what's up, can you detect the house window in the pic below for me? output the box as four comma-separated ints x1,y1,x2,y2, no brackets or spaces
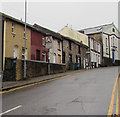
62,51,65,64
106,38,108,47
24,27,25,38
69,41,72,50
106,48,109,54
36,50,40,60
53,53,56,63
69,54,72,63
58,41,61,50
94,41,96,50
12,22,14,32
58,54,61,64
42,51,46,62
42,37,46,46
113,37,115,46
78,45,81,54
13,45,18,59
112,28,115,32
22,47,27,59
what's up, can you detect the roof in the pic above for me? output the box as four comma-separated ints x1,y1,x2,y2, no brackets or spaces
0,12,32,28
79,22,120,35
58,26,88,46
79,23,113,31
33,24,62,40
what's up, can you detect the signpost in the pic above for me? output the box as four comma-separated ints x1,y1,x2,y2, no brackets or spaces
45,36,53,75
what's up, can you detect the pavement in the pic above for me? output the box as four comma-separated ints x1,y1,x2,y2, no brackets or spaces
2,69,83,91
2,66,119,115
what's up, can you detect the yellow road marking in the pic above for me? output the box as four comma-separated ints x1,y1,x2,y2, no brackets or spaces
116,88,119,116
107,73,119,116
0,71,78,94
0,76,66,94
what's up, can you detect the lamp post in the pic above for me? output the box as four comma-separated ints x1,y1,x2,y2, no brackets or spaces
45,33,52,75
24,0,27,80
0,13,3,86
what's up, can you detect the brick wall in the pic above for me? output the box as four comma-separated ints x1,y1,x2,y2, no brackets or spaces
3,58,66,81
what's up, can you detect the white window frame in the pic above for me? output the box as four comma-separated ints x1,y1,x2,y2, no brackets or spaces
42,51,46,62
42,37,46,46
22,47,27,60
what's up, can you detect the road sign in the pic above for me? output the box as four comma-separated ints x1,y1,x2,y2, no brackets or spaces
46,36,53,49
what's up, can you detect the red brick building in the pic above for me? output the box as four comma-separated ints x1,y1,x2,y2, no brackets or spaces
31,28,48,62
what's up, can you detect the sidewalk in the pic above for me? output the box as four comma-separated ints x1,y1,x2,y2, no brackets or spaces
2,70,82,91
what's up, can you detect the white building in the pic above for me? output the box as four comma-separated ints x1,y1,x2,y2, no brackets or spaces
89,37,101,68
80,23,120,66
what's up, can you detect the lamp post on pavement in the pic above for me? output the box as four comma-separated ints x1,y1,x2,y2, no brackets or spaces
0,13,3,86
24,0,27,80
45,33,53,75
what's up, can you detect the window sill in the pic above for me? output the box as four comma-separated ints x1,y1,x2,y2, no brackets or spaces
11,32,16,37
23,37,27,40
58,49,61,51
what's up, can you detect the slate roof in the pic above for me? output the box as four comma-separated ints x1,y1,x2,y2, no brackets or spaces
33,24,62,40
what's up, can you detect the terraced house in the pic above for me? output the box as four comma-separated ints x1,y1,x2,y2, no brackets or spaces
79,23,120,66
33,24,63,64
59,26,89,69
1,13,32,80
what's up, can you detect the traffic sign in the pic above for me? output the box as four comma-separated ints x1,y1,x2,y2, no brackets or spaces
46,36,53,49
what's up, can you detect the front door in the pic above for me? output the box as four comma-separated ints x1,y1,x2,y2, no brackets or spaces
112,51,115,63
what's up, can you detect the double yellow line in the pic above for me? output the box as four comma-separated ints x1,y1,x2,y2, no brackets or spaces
0,75,68,94
107,73,120,116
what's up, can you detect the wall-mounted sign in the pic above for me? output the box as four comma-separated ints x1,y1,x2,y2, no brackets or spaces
46,36,53,49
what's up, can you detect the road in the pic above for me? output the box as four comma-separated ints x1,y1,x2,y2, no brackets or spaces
2,66,119,115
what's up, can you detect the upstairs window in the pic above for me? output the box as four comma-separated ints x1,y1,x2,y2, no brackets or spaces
12,22,14,32
58,41,61,50
112,28,115,32
42,37,46,46
24,27,25,38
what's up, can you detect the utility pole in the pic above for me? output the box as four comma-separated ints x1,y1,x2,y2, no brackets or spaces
24,0,27,80
0,13,3,87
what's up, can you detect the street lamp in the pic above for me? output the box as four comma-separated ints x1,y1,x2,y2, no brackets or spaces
24,0,27,80
45,33,52,75
0,13,3,86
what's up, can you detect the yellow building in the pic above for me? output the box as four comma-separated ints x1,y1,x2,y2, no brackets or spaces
59,26,88,47
2,13,31,69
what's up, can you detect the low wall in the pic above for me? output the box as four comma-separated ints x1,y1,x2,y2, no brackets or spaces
3,58,66,81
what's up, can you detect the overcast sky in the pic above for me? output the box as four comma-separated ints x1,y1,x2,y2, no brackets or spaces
0,0,119,32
